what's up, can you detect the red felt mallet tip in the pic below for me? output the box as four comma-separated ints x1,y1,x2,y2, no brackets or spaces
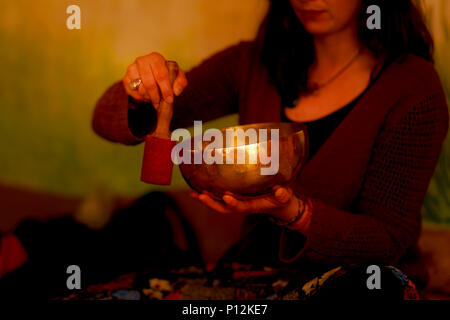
141,135,177,185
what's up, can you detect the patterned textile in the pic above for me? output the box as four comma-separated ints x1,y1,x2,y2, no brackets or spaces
58,264,420,300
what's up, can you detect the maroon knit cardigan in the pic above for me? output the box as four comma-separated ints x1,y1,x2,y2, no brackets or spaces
92,41,449,284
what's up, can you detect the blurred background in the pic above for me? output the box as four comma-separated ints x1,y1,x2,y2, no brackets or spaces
0,0,448,228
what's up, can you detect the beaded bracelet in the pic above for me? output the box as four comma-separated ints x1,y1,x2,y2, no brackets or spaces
270,196,305,227
286,196,313,231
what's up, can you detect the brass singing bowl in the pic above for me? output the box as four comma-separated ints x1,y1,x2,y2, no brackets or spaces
178,122,308,200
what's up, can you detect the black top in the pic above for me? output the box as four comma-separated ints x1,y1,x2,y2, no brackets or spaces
281,66,385,161
281,91,365,161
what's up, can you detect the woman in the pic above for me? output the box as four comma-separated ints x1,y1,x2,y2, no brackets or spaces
93,0,448,285
1,0,448,298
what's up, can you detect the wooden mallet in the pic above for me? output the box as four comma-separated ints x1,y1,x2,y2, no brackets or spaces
140,61,179,185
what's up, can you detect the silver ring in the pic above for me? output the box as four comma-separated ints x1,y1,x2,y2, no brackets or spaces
129,78,142,91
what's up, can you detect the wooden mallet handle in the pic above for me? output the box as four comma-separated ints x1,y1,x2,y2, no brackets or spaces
153,61,179,138
140,61,179,185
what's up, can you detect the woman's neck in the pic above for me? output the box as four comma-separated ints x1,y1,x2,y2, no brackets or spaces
311,25,362,77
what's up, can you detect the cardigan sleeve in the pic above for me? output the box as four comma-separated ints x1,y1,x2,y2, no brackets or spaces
92,41,252,145
279,90,449,266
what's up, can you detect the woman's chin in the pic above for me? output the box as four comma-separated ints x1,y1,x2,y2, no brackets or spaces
303,25,335,36
298,19,335,35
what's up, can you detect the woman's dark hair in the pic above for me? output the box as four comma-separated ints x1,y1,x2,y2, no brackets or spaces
259,0,434,107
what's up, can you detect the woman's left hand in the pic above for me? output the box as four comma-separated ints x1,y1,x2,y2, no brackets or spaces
190,185,299,222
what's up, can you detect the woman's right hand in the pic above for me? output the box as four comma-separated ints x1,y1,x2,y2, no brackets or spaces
123,52,188,109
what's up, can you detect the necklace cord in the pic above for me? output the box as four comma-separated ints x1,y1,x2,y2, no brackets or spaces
308,46,363,92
